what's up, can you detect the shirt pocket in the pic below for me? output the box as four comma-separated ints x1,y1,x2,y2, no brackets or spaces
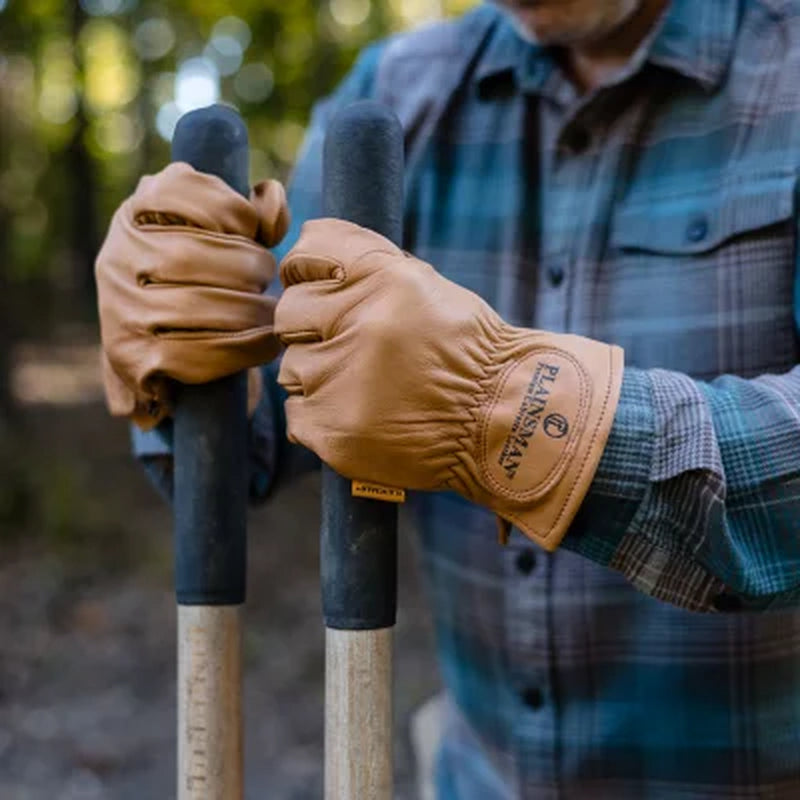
611,173,795,255
602,173,798,378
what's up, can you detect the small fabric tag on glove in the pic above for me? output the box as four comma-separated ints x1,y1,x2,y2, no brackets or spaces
351,481,406,503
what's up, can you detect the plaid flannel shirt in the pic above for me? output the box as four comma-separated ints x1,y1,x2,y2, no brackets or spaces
135,1,800,796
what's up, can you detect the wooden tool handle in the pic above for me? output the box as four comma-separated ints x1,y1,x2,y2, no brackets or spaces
321,100,405,800
171,104,249,800
178,606,243,799
325,628,392,799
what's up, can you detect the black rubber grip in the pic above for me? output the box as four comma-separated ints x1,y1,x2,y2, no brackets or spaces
321,101,404,630
171,105,249,606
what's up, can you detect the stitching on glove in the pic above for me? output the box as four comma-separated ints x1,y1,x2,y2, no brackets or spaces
501,347,621,543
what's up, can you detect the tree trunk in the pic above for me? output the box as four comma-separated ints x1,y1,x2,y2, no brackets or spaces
0,75,17,426
67,0,99,315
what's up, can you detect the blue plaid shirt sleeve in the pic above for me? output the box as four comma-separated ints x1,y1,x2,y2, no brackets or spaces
565,361,800,613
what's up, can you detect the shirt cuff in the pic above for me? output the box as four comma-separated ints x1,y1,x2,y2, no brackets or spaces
563,367,655,556
563,367,732,612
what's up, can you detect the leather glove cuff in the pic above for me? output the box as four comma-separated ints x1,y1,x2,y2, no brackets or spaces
456,321,624,551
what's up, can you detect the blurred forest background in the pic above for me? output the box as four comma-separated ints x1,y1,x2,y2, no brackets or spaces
0,1,471,797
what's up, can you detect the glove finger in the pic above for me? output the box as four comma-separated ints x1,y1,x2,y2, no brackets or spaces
132,163,261,238
284,394,321,454
251,179,290,247
277,338,341,397
274,282,346,344
153,327,281,385
142,285,277,335
284,394,355,477
102,351,174,429
127,224,275,294
277,346,305,395
280,218,401,288
101,350,137,417
135,364,265,428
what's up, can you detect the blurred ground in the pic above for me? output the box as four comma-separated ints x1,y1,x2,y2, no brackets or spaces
0,328,441,799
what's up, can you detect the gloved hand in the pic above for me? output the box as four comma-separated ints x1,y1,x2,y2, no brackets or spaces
275,219,624,550
95,163,288,429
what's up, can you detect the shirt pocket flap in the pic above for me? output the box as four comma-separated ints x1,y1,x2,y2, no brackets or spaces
611,174,797,255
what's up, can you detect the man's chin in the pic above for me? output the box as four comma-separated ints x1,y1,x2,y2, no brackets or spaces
506,7,546,40
493,2,583,46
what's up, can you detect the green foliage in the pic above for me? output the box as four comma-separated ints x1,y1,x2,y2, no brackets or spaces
0,0,473,294
0,1,481,553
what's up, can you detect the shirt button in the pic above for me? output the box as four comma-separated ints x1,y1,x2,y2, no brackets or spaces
563,125,590,154
521,687,545,710
515,548,537,575
686,215,709,243
547,265,565,287
712,592,742,612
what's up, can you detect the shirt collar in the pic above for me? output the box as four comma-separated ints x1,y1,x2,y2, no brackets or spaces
474,9,545,94
647,0,740,90
475,0,740,97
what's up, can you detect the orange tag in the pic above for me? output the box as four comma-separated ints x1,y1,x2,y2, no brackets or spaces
351,481,406,503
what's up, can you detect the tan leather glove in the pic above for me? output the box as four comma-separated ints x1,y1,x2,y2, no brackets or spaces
275,220,624,551
96,163,288,429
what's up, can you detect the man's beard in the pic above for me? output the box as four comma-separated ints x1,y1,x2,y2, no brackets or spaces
489,1,543,44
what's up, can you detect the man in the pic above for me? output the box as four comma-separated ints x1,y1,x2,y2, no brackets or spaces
96,0,800,796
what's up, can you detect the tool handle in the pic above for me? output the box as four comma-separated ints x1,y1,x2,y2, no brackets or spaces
321,100,404,630
171,104,249,606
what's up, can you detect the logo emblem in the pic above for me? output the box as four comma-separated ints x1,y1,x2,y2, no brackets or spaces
543,413,569,439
